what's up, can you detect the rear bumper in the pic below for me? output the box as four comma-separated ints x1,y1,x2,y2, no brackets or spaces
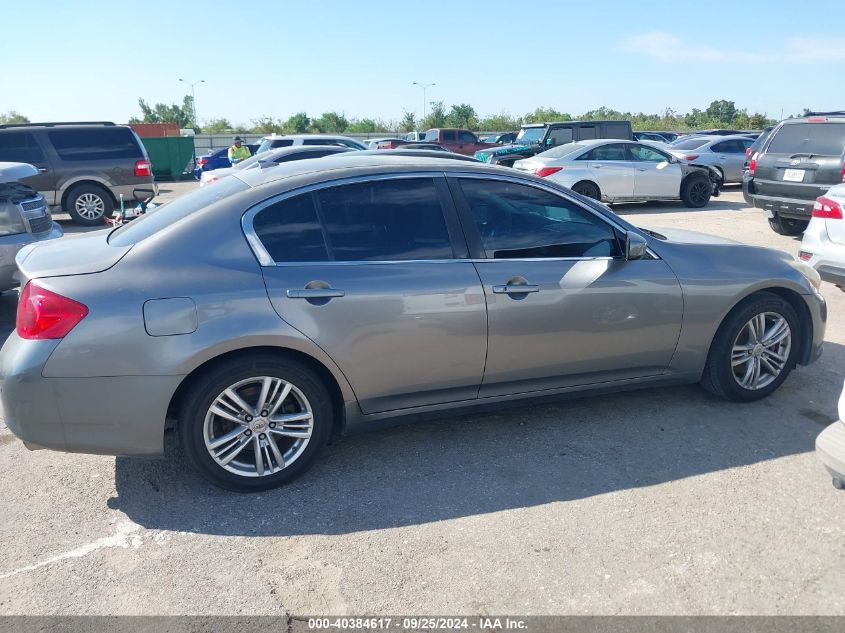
743,176,817,220
0,332,181,456
816,420,845,482
800,218,845,289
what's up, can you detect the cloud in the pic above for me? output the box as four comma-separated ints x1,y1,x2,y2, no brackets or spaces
621,30,762,63
785,37,845,61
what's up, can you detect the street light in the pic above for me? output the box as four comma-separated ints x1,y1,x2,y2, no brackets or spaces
412,81,436,123
178,78,205,128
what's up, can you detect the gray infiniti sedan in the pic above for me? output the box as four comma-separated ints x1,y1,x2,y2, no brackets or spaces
0,154,827,491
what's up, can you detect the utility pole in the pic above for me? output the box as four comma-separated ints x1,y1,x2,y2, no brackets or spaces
178,78,205,128
412,82,436,124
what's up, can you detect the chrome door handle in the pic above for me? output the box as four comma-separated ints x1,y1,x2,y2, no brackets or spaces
38,168,47,173
590,164,602,168
638,168,647,171
286,288,345,299
492,284,540,294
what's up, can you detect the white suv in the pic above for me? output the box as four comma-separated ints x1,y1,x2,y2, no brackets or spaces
799,183,845,292
256,134,366,154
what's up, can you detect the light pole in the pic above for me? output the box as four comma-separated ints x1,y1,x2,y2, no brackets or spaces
178,78,205,128
412,81,435,124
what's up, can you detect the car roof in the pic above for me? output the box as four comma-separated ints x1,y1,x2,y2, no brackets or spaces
261,134,361,141
233,153,505,191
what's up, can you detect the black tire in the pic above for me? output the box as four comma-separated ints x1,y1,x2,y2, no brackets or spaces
65,184,114,226
680,174,712,208
768,215,809,236
572,181,601,201
700,292,800,402
178,354,333,492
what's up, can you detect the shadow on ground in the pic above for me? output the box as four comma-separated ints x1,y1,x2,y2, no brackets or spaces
110,342,843,537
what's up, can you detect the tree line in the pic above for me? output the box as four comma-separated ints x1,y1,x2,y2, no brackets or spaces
2,99,787,134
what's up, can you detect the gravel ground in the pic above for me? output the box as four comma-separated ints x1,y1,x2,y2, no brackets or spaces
0,185,843,616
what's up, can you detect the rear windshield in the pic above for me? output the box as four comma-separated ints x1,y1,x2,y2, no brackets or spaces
766,122,845,156
538,143,585,158
109,177,248,246
670,137,709,150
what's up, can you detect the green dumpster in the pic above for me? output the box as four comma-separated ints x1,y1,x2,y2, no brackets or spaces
141,136,196,180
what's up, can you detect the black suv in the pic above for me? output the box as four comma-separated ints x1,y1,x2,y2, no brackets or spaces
744,112,845,235
0,122,157,226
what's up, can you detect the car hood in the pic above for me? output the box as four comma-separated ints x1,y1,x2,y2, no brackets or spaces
644,227,741,246
474,143,533,160
0,162,38,183
15,230,132,281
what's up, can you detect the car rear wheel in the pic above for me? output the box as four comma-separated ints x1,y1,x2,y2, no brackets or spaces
768,215,809,236
65,184,114,226
700,292,799,402
681,175,712,208
572,181,601,201
178,354,333,491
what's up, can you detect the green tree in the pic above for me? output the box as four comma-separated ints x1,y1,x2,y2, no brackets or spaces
705,100,738,126
311,111,349,133
399,111,416,132
445,103,478,129
285,112,311,133
249,116,285,134
347,118,379,133
523,107,571,124
0,111,29,124
129,96,195,129
421,101,447,129
203,118,233,134
479,112,521,132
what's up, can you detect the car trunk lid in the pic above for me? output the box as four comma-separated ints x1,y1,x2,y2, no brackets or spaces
15,230,132,285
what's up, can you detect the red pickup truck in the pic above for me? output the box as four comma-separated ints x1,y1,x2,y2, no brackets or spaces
423,128,498,156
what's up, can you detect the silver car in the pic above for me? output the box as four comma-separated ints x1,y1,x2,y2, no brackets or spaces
0,154,827,491
799,184,845,291
513,139,719,207
0,162,63,291
667,135,755,184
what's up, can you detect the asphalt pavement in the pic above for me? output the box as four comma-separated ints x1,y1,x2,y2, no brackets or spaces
0,186,843,615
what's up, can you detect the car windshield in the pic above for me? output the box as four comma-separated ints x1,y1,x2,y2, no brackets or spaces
671,137,710,150
766,123,845,156
515,127,545,145
537,142,585,159
108,177,248,246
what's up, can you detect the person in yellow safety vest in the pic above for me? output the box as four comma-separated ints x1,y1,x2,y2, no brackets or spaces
228,136,251,165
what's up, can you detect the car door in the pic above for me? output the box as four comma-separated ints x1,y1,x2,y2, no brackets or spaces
628,143,682,198
574,143,635,200
448,175,683,397
0,130,57,203
710,140,746,182
456,130,481,155
249,175,488,414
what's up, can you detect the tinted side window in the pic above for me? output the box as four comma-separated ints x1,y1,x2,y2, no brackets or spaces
441,130,457,142
316,178,453,261
579,143,628,161
628,144,670,162
548,127,573,146
459,179,622,259
577,126,597,140
424,130,439,142
253,193,329,262
0,131,45,163
47,128,142,161
270,139,294,148
458,131,477,143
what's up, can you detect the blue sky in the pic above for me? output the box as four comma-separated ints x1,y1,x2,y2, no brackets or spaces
2,0,844,125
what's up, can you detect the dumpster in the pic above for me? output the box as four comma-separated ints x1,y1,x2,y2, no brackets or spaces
141,136,196,180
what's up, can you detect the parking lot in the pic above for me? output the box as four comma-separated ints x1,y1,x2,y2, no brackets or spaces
0,184,843,615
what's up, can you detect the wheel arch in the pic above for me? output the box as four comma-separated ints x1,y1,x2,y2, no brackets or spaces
570,179,602,200
167,346,349,441
60,178,117,211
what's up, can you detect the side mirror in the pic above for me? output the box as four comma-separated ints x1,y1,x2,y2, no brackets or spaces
625,231,648,261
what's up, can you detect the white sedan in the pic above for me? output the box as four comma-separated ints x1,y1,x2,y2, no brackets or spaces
800,184,845,292
513,139,720,208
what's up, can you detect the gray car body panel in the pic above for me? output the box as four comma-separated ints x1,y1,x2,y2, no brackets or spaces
0,154,827,456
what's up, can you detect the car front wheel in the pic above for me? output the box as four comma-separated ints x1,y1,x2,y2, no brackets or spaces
65,184,114,226
681,175,712,208
179,354,333,491
701,292,800,401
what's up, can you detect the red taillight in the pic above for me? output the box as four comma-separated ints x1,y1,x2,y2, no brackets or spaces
749,152,758,175
197,158,208,167
16,282,88,340
746,147,752,157
842,165,845,183
807,117,827,123
799,251,813,261
535,166,563,178
682,154,699,161
134,159,152,177
813,196,844,220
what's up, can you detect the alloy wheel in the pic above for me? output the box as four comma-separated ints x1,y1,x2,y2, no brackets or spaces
730,312,791,390
203,376,314,477
689,181,710,206
74,193,106,220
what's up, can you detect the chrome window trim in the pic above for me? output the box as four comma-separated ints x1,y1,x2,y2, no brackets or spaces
242,169,659,267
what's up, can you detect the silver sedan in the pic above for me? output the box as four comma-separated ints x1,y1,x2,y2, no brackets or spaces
667,135,755,183
0,154,826,491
